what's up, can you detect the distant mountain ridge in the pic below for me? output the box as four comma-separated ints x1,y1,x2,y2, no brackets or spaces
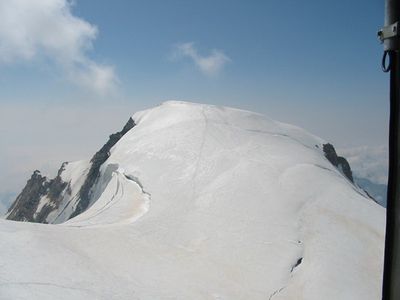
355,177,387,207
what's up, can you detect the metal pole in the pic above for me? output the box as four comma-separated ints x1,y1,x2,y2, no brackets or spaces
384,0,399,51
381,0,400,299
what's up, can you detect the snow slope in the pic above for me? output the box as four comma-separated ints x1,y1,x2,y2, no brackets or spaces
44,160,91,223
0,101,385,299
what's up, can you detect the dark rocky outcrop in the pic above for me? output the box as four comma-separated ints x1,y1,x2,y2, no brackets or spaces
7,118,136,223
7,164,69,223
322,143,354,183
6,170,47,222
70,117,135,218
321,143,387,205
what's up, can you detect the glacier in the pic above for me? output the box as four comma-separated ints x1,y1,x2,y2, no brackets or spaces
0,101,385,299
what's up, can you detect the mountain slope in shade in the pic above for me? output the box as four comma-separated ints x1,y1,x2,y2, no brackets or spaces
0,101,384,300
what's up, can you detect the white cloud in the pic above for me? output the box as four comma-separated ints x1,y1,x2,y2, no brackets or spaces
339,145,388,185
0,0,117,94
174,42,230,76
68,62,118,95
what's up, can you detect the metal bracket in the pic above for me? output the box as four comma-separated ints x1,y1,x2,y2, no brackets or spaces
378,21,399,43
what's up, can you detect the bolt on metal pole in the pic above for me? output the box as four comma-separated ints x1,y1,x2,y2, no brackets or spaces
380,0,400,299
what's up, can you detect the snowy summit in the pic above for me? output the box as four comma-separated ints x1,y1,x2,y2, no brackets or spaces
1,101,384,299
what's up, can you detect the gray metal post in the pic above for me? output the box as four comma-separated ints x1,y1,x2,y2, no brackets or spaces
384,0,399,51
380,0,400,299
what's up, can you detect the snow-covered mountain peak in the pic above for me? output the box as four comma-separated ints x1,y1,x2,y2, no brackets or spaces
128,101,325,154
1,101,384,299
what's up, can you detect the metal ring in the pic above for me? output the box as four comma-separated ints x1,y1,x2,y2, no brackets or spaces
382,50,391,72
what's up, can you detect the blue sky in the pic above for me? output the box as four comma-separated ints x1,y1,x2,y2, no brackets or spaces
0,0,390,206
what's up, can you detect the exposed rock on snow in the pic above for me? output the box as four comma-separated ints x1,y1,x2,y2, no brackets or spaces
6,118,136,224
71,117,136,218
322,143,354,182
6,166,68,223
320,144,387,207
0,101,385,300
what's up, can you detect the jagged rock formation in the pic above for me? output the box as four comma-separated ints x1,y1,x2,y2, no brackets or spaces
322,143,354,182
321,143,388,206
71,117,135,218
6,118,135,223
6,166,68,223
6,168,68,223
6,170,45,222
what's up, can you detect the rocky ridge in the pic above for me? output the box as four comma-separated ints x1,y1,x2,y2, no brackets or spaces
6,117,135,223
